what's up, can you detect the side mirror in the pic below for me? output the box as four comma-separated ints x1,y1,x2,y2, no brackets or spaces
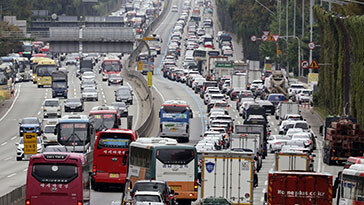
279,131,284,135
15,143,19,146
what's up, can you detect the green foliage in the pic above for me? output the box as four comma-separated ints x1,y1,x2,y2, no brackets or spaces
0,22,23,56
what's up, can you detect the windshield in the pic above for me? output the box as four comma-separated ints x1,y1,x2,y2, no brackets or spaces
52,81,67,89
67,99,80,103
103,62,121,72
37,65,57,76
295,122,308,129
44,126,55,133
134,195,161,202
22,118,38,124
91,114,117,131
44,101,59,107
162,105,188,113
116,90,130,96
156,149,194,164
59,123,88,145
32,164,78,183
268,95,286,101
133,183,166,194
97,132,132,149
23,46,32,52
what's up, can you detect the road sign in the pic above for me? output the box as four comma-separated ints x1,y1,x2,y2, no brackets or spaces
138,61,143,71
261,35,268,42
301,60,309,69
309,59,320,69
272,34,280,42
250,35,257,42
268,33,274,41
147,72,152,87
263,31,269,36
308,41,316,50
142,37,155,41
24,133,37,155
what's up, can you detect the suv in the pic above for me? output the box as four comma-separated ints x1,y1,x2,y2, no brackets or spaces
43,98,62,118
19,117,42,136
133,191,164,205
130,180,176,205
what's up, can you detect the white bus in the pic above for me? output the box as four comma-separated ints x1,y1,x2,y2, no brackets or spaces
128,137,198,203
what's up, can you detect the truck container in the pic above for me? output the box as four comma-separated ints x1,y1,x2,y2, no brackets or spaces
231,73,247,90
322,117,364,165
233,60,249,73
275,102,300,120
266,171,333,205
274,150,314,171
247,69,262,84
202,150,255,204
213,60,234,81
51,71,68,98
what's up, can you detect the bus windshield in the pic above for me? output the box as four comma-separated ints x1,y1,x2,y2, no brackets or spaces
59,123,88,145
193,50,206,58
37,65,57,76
97,132,131,149
32,164,78,183
52,81,67,89
156,149,194,164
103,62,121,72
91,114,117,131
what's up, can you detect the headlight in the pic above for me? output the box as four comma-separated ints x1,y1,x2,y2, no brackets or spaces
43,108,47,112
20,130,24,132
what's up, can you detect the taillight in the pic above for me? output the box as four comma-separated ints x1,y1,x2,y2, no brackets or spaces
78,201,82,205
194,179,198,191
26,200,31,205
93,165,96,173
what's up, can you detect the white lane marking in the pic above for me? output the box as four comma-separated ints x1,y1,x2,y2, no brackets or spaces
264,180,268,186
262,188,266,193
0,84,22,123
11,136,17,140
38,111,41,115
7,173,16,178
23,168,27,172
152,85,166,102
1,142,7,146
260,197,265,202
5,156,12,161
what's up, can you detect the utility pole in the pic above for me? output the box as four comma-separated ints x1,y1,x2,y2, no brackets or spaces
293,0,296,37
278,0,281,35
309,0,314,73
286,0,289,72
302,0,304,39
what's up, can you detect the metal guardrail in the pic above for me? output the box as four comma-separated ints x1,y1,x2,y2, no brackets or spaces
0,0,172,203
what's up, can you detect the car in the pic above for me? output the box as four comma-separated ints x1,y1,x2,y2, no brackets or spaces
207,101,229,114
65,54,78,65
130,180,176,205
42,98,62,118
203,87,221,104
171,5,178,12
42,124,57,144
80,79,97,90
295,89,312,104
115,86,133,104
81,71,96,81
133,191,165,205
108,74,124,86
16,137,44,161
111,102,129,117
19,117,42,136
82,87,98,101
291,132,314,151
64,98,84,112
267,135,291,153
43,145,70,153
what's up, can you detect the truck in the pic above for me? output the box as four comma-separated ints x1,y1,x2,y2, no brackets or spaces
266,171,333,205
321,117,364,165
201,150,255,204
231,73,247,90
264,70,288,97
274,150,314,171
233,60,249,73
51,71,68,98
274,102,300,120
234,124,266,160
213,60,234,81
247,69,262,84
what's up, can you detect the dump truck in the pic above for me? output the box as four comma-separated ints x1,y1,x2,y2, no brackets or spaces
51,71,68,98
321,117,364,165
266,171,333,205
264,70,288,97
201,150,255,204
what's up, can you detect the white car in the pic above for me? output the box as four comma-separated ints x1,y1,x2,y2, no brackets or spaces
43,98,62,118
171,5,178,12
288,84,306,97
204,88,221,104
81,71,96,81
207,94,226,104
82,87,98,101
291,132,314,150
285,128,304,138
42,124,57,144
133,191,164,205
16,137,44,161
295,89,312,104
267,135,291,153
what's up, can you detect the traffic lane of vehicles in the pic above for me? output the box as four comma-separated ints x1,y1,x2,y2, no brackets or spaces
0,82,46,196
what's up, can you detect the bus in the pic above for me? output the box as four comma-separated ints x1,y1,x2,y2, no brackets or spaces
36,58,58,88
21,44,33,59
88,106,120,132
26,153,90,205
91,129,138,190
101,57,122,81
55,115,95,153
31,57,47,84
159,100,193,142
128,137,198,203
337,164,364,204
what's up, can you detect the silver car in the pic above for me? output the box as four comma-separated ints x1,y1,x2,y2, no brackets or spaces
82,87,98,101
43,99,62,118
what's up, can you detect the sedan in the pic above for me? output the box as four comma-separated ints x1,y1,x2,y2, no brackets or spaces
111,102,129,117
115,87,133,104
267,135,291,153
16,137,44,161
64,98,84,112
82,87,98,101
81,79,97,90
108,74,123,86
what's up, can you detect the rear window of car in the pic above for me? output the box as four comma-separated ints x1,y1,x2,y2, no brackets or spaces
133,183,167,195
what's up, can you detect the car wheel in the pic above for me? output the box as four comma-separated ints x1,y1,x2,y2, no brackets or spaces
108,82,110,86
16,157,22,161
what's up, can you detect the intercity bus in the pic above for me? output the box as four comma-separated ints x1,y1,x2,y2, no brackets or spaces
337,164,364,205
88,107,120,133
91,129,138,190
55,115,95,153
36,58,57,88
31,56,47,84
101,57,122,81
159,100,193,142
128,137,198,202
26,152,90,205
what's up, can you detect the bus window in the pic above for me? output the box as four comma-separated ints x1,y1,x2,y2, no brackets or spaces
157,149,194,164
32,164,78,183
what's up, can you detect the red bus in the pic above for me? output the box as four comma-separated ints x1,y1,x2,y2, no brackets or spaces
91,129,138,190
88,107,120,132
26,153,90,205
101,57,122,81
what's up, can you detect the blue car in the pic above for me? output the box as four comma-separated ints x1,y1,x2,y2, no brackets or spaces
19,117,42,136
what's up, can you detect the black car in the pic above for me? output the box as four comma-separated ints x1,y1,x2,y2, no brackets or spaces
115,87,133,104
108,74,123,86
131,180,177,205
111,102,129,117
64,98,84,112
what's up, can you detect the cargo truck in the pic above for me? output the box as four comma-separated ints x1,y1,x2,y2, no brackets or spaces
275,102,300,120
201,150,255,204
213,60,234,81
231,73,247,90
266,171,333,205
320,117,364,165
51,71,68,98
274,150,314,171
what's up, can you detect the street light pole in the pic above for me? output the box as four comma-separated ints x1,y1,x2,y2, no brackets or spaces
309,0,314,73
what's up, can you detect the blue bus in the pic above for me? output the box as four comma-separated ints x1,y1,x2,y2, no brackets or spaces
159,100,193,142
55,115,95,153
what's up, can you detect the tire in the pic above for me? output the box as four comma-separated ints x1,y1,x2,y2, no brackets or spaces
91,179,99,191
37,85,40,88
108,83,110,86
16,157,21,161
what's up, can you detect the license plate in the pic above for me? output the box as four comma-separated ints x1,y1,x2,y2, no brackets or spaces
170,186,180,191
171,128,177,132
109,173,119,178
